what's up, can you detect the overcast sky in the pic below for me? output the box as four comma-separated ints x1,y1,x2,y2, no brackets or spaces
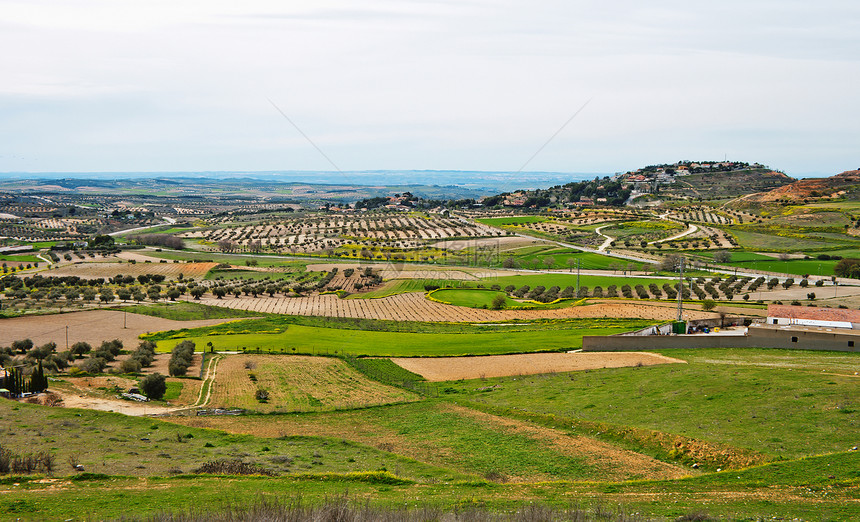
1,0,858,177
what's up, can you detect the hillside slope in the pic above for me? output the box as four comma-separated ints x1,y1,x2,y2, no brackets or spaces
665,169,793,199
742,169,860,203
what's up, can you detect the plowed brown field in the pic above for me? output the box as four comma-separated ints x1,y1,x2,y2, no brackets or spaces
0,310,244,348
193,292,718,322
48,261,217,280
392,352,686,381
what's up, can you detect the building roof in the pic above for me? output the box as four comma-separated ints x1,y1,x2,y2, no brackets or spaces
767,304,860,323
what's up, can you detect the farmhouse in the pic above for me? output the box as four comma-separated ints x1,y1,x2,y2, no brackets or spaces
766,304,860,329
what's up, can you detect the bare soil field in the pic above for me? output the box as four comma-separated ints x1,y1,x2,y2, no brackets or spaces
306,263,519,280
115,250,177,263
194,293,719,322
48,260,217,280
0,310,243,348
208,355,418,412
429,236,542,250
392,352,686,381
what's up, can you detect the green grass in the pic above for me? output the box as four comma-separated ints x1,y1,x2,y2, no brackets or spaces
113,302,262,321
693,251,839,276
205,268,302,281
348,278,466,299
21,241,58,248
440,348,860,458
3,454,859,522
429,288,531,309
162,381,183,401
489,273,671,290
145,250,308,268
361,401,599,480
152,320,650,357
0,254,41,263
343,357,426,390
732,258,838,276
694,251,774,262
603,220,682,240
729,228,852,251
503,249,635,271
0,400,454,481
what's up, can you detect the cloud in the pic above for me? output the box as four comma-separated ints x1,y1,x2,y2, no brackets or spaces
0,0,858,175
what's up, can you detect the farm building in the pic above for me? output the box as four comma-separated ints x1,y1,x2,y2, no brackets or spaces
766,304,860,330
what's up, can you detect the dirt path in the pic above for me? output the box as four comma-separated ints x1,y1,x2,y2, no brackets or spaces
392,352,686,381
595,225,613,252
653,223,698,244
449,404,692,481
193,354,222,407
165,402,692,482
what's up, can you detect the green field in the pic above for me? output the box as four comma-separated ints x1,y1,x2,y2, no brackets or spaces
603,220,682,240
489,273,670,290
113,302,262,321
0,400,457,481
205,267,303,281
145,250,308,268
694,250,840,276
502,247,637,271
153,320,649,357
2,346,860,520
730,228,852,251
441,348,860,458
348,278,468,299
0,254,41,263
429,288,533,309
3,452,859,521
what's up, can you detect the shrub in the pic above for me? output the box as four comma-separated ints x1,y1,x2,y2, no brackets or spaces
120,358,142,374
70,342,92,358
168,340,195,377
140,373,167,400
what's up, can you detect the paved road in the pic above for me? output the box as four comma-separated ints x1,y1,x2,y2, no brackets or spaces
108,216,177,237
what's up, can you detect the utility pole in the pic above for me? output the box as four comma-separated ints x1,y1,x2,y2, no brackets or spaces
677,257,684,322
123,310,127,329
576,259,581,297
65,326,69,352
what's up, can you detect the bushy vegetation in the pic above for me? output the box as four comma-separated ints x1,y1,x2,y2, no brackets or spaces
168,340,196,376
140,373,167,400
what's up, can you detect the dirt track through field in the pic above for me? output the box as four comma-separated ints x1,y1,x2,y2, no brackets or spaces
0,310,243,348
166,402,691,482
393,352,686,381
193,293,718,322
449,404,692,481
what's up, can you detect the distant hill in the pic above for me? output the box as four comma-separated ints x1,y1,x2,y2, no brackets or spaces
663,168,794,199
481,161,792,208
740,169,860,204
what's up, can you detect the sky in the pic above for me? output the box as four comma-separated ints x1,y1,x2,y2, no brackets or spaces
1,0,858,178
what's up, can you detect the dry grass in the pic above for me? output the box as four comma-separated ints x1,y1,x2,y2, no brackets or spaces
208,355,419,412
